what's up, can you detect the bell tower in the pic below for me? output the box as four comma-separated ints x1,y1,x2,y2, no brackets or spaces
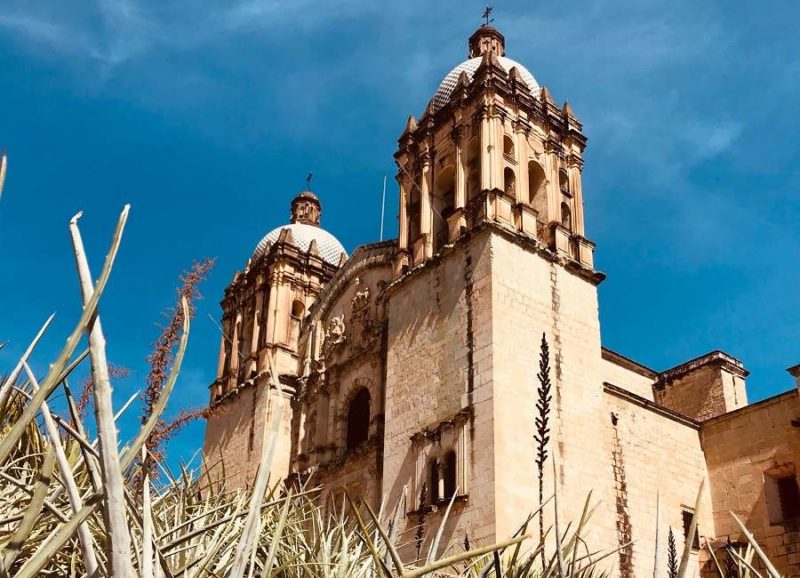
393,23,596,278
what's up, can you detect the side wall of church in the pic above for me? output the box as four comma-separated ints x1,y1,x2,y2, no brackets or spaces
701,390,800,576
603,389,713,578
383,232,497,558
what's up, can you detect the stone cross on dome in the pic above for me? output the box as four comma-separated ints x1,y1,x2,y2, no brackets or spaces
482,6,494,26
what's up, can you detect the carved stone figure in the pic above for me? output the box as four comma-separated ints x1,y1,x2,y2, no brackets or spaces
351,278,372,349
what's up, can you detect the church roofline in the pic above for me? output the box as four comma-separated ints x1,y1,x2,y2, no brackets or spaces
603,382,700,430
700,388,798,427
601,347,657,379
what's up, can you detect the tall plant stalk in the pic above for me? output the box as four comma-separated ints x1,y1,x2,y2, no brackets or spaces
534,332,552,571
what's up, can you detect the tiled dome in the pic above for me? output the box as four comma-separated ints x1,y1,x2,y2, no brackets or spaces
252,223,346,265
430,56,539,113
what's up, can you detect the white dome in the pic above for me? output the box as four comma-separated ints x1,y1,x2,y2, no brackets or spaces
431,56,539,113
253,223,347,265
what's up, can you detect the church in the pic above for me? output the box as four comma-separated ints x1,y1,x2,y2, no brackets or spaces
202,22,800,577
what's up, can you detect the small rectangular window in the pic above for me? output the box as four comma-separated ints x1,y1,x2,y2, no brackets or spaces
778,476,800,520
682,509,700,550
765,467,800,524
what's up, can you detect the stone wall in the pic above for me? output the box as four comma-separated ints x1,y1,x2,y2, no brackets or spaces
203,379,293,490
701,390,800,576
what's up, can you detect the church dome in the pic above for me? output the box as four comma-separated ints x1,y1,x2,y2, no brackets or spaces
252,223,346,265
430,56,539,113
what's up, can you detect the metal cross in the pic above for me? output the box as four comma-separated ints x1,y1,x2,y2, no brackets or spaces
482,6,494,26
305,172,313,190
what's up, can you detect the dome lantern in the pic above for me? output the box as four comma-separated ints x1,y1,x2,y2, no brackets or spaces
468,25,505,58
291,190,321,226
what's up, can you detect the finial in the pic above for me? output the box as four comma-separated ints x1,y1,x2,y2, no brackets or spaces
482,6,494,27
305,172,313,191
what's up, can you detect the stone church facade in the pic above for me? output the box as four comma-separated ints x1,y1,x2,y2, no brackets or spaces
203,24,800,577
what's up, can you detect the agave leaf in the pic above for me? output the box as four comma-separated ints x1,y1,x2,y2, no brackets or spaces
677,478,704,578
69,208,134,577
228,351,285,578
12,497,100,578
402,535,530,578
22,361,99,576
1,447,55,570
262,490,293,577
703,537,724,577
0,313,54,408
0,205,126,468
425,488,459,569
731,512,780,578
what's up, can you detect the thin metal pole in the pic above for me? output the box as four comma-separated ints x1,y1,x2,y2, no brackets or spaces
380,175,387,241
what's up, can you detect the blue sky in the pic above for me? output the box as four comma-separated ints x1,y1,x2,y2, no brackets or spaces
1,0,799,468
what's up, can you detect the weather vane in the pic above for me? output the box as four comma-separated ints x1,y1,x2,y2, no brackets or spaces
482,6,494,26
305,172,313,191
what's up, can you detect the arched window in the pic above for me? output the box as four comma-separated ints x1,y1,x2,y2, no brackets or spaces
561,202,572,231
409,186,421,241
443,451,457,500
504,167,516,197
503,134,515,158
346,388,371,451
466,137,480,202
434,166,456,252
289,299,304,347
429,458,440,503
528,161,546,207
429,451,458,504
559,169,570,196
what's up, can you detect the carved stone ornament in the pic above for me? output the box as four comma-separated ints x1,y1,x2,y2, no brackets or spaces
322,314,346,358
350,278,373,349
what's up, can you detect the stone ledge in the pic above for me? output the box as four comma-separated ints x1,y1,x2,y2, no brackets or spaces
604,382,700,430
655,350,749,389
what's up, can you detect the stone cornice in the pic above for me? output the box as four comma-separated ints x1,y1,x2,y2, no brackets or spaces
603,382,700,430
305,241,396,324
601,347,657,379
655,350,749,389
385,218,605,298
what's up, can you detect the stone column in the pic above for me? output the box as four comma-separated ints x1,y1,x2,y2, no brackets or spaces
216,329,226,378
454,127,466,210
250,290,263,356
420,150,433,258
480,108,491,191
545,150,559,224
568,163,585,236
264,276,278,346
516,125,529,204
398,175,409,250
230,313,242,375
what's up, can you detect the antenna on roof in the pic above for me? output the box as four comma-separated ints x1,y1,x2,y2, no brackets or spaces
379,175,387,241
482,6,494,26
